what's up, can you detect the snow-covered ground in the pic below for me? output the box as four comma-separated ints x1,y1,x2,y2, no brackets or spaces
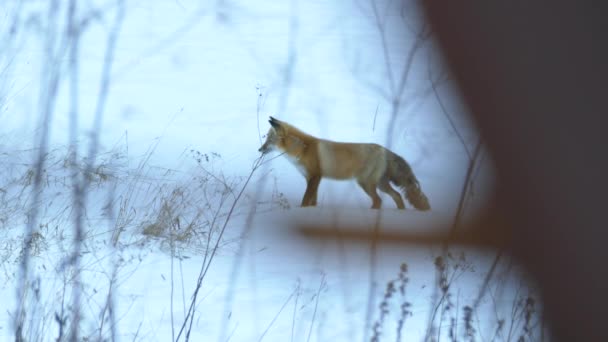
0,1,540,341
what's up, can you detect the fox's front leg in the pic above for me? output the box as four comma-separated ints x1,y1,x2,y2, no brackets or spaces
301,175,321,207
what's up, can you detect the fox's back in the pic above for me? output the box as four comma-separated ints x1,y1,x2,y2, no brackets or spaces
316,140,387,180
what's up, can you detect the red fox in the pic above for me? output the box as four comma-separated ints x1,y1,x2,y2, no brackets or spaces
258,117,430,210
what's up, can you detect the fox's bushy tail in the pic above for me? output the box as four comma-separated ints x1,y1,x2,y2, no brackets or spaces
386,151,431,211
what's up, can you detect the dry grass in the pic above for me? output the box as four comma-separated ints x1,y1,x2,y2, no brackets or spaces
0,141,277,340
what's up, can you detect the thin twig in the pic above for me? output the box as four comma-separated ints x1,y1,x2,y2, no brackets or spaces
171,221,176,342
430,75,472,159
176,155,266,341
258,287,298,342
471,250,503,311
291,280,301,342
364,209,383,342
70,2,124,339
445,138,482,246
370,0,395,94
307,273,325,342
218,155,271,342
372,103,380,132
16,2,63,339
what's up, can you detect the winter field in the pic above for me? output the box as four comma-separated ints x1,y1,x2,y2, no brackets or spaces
0,1,542,341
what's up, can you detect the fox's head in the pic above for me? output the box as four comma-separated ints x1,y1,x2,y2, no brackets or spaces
259,116,288,154
258,116,303,155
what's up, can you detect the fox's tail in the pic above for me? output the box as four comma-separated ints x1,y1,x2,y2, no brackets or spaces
386,151,431,211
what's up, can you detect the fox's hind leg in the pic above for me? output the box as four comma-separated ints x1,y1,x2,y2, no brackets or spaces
358,181,382,209
379,177,405,209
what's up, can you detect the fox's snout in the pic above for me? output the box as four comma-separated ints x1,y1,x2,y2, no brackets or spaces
258,143,269,154
258,136,274,154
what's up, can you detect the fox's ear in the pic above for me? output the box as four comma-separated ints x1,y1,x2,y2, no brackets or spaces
269,117,281,129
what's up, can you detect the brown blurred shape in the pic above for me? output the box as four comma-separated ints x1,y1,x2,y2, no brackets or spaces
422,1,607,341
